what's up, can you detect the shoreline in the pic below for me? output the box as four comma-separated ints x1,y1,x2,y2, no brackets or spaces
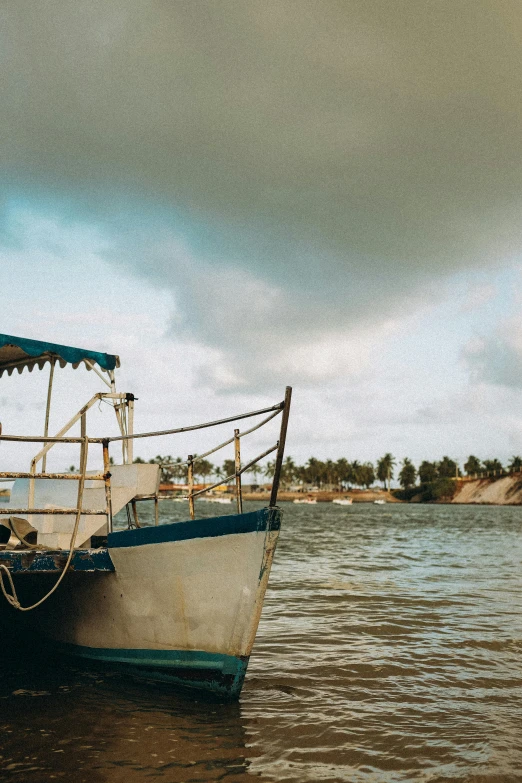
242,489,400,503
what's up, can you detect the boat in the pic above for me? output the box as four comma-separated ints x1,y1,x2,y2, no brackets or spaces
332,498,353,505
374,499,386,505
293,496,317,505
201,495,233,504
0,334,291,699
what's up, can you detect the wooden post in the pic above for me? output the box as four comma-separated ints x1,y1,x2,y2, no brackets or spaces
102,439,113,533
188,455,195,520
42,358,55,473
234,428,242,514
269,386,292,507
154,496,159,527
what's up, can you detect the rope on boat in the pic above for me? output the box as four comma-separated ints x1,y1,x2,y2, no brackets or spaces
6,517,53,550
0,494,82,612
0,435,88,612
0,502,83,611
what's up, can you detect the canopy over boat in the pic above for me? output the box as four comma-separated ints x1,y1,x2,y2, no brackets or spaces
0,334,120,378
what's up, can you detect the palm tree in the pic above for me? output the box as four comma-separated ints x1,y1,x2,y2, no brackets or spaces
249,461,263,485
350,460,361,488
464,455,482,476
148,454,179,483
377,453,395,490
304,457,323,488
508,456,522,474
335,458,350,491
418,460,437,483
263,460,276,479
213,463,226,484
280,456,297,488
197,459,214,486
359,462,375,489
483,458,504,475
171,457,187,482
222,459,236,483
438,456,460,478
399,457,416,489
324,459,337,490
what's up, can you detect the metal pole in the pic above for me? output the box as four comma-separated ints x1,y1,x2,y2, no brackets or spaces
109,369,127,461
269,386,292,507
234,428,242,514
42,358,55,473
127,397,134,464
102,439,113,533
188,455,195,520
28,461,36,528
119,404,127,464
77,413,88,534
131,500,140,527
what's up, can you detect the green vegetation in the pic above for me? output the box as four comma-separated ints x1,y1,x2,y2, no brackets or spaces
509,455,522,472
377,453,395,490
399,457,416,489
418,460,437,483
464,455,481,474
130,452,520,499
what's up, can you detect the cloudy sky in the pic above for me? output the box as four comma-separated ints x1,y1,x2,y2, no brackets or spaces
2,0,522,470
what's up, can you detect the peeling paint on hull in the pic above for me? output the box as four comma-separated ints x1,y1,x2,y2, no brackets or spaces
0,548,114,573
3,508,281,699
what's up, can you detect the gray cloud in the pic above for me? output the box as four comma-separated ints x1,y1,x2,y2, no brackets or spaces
3,1,522,382
463,322,522,389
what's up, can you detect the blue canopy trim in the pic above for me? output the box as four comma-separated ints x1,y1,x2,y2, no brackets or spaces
0,333,120,377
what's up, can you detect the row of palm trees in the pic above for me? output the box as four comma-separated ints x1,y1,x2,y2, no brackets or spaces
133,453,522,491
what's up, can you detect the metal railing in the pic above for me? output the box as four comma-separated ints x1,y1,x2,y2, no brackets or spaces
0,386,292,532
0,412,112,534
117,386,292,520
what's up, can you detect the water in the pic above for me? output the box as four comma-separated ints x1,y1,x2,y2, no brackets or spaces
1,501,522,782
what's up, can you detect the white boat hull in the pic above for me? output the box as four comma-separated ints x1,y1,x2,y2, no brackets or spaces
6,507,281,698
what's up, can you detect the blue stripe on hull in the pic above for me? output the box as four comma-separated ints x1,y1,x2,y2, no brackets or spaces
56,643,249,698
0,548,114,573
108,506,281,549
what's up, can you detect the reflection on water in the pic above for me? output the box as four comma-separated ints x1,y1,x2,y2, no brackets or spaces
1,501,522,781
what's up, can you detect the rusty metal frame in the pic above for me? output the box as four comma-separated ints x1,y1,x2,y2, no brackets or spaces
0,387,292,532
42,357,55,473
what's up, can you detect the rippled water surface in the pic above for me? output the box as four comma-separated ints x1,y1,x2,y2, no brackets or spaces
1,501,522,782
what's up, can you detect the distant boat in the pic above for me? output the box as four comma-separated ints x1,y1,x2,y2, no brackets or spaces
201,496,233,504
374,499,386,505
293,497,317,505
332,498,352,506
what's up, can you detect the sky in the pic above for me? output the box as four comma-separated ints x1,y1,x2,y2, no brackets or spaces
2,1,522,473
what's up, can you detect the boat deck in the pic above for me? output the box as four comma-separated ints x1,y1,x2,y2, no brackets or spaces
0,548,114,574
